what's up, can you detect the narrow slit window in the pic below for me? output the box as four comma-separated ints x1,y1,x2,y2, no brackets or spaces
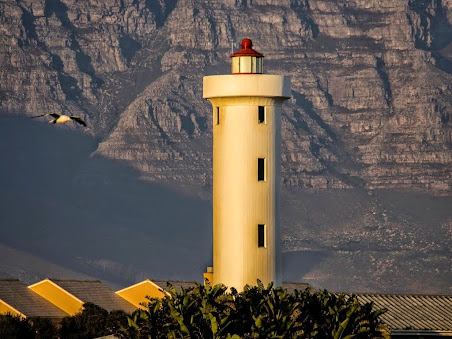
258,224,266,248
258,106,265,124
215,107,219,125
258,158,265,181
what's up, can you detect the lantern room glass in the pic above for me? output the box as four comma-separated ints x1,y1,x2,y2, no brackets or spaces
231,56,263,74
240,56,252,73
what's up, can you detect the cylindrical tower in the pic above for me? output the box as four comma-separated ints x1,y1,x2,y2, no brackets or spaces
203,39,291,290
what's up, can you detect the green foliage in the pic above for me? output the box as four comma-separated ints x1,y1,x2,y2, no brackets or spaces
0,314,35,338
117,282,391,339
0,315,60,339
290,290,391,339
59,302,129,339
31,317,58,339
0,287,389,338
0,305,128,339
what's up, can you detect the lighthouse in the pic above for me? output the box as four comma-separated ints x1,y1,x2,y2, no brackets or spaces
203,39,291,290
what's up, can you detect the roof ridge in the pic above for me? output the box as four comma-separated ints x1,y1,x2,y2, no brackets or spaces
352,292,452,297
50,279,103,282
152,279,199,283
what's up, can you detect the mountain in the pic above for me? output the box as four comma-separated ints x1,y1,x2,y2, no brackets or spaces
0,0,451,294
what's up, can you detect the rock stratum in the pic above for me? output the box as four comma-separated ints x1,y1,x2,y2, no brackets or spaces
0,0,451,294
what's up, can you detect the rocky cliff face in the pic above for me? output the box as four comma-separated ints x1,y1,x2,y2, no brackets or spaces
0,0,451,293
1,0,451,194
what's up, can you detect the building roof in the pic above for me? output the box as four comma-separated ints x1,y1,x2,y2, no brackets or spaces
151,280,199,293
50,279,136,313
116,279,167,308
3,277,451,336
282,281,312,293
115,279,200,309
0,279,68,318
355,293,452,333
152,281,312,294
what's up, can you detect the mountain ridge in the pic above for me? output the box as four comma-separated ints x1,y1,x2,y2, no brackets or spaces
0,0,451,293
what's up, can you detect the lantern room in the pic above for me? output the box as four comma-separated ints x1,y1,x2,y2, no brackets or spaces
230,38,264,74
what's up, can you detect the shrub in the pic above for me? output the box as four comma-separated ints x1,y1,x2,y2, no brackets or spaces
117,281,391,339
0,314,35,338
59,302,129,339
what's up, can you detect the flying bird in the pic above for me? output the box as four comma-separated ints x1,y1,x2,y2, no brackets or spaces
31,113,87,126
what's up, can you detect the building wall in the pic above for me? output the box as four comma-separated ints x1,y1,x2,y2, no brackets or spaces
0,300,22,318
28,280,83,315
116,280,166,308
204,73,289,290
208,97,283,289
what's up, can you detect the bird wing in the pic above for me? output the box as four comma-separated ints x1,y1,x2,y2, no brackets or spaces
31,113,60,119
70,116,87,126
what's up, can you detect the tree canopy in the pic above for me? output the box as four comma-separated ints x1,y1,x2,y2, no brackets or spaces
118,281,390,339
0,282,390,338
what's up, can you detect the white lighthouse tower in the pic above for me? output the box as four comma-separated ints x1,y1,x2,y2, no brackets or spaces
203,39,291,290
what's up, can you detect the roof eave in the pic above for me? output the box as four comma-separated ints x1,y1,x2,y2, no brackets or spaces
391,330,452,336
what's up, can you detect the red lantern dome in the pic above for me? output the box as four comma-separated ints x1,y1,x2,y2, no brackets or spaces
230,38,264,74
230,38,264,58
